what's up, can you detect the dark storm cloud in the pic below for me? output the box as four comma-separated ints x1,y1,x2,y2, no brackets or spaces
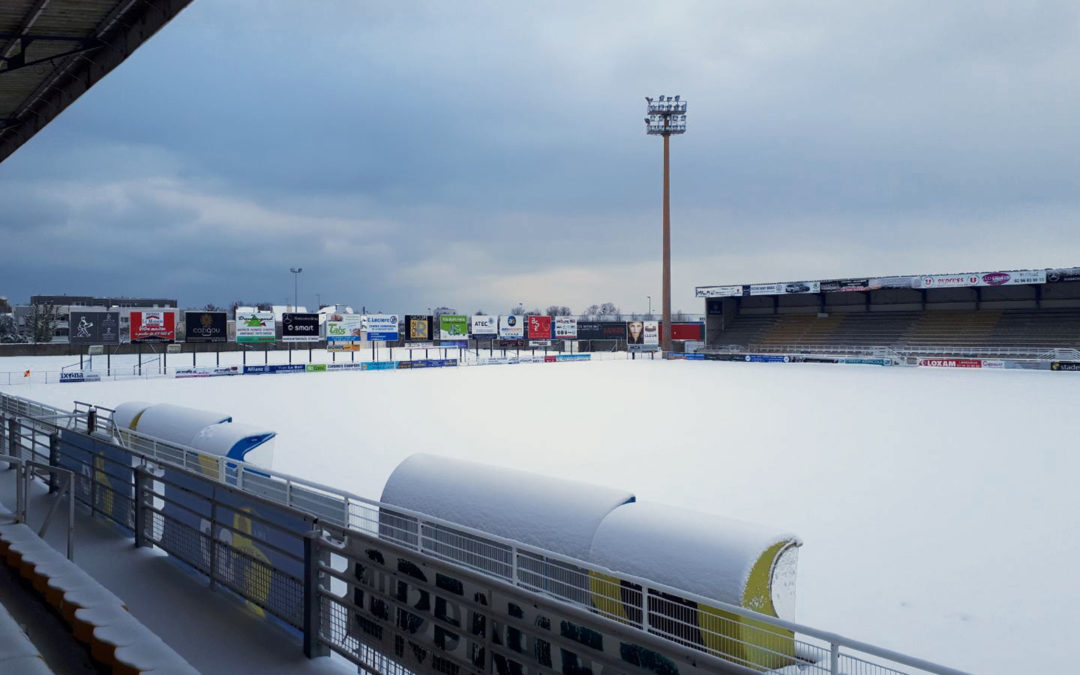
2,1,1080,313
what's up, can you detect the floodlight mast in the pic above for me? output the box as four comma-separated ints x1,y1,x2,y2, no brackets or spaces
644,95,687,352
290,267,303,312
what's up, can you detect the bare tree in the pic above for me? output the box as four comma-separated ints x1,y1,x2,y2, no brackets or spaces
32,303,59,343
598,302,620,319
0,314,28,343
0,296,11,314
545,305,571,317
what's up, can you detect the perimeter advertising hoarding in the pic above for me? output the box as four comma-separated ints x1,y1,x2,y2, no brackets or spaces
498,315,524,339
527,315,552,340
695,285,744,298
361,314,399,341
326,314,364,351
130,310,176,343
68,311,120,345
749,281,821,296
576,321,627,340
1046,268,1080,283
281,313,320,342
183,311,228,343
470,314,498,337
438,314,469,340
235,311,275,343
405,315,433,341
917,270,1047,289
554,316,577,339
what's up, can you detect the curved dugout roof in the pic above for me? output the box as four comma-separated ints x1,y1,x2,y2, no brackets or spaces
0,0,193,164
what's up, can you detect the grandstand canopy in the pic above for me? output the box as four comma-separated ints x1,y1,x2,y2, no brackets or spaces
0,0,192,164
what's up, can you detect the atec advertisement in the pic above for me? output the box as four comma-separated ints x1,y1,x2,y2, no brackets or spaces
527,315,552,340
236,312,276,343
470,315,498,337
130,311,176,343
498,315,524,339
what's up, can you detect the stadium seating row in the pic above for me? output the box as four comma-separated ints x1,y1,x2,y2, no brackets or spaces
0,521,198,674
711,308,1080,351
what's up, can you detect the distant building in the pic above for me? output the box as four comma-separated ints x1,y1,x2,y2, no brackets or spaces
27,295,178,342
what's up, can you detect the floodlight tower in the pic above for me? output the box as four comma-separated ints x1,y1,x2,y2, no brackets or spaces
290,267,303,311
644,95,687,352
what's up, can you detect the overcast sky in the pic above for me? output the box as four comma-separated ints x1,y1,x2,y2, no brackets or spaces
3,1,1079,314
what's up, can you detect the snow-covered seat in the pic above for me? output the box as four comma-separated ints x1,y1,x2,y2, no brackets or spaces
0,599,54,674
113,636,201,675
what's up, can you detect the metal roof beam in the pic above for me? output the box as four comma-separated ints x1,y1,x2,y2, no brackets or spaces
0,0,195,164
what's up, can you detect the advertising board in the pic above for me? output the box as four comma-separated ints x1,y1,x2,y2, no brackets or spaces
183,311,228,343
1046,268,1080,283
470,315,498,337
438,314,469,340
917,270,1046,289
130,311,176,343
1050,361,1080,371
695,285,743,298
918,358,982,368
361,314,399,342
577,321,627,340
404,315,432,341
498,315,524,339
174,366,240,378
527,315,552,340
59,371,102,383
554,316,577,339
235,311,275,343
326,314,363,350
68,311,120,345
281,313,321,342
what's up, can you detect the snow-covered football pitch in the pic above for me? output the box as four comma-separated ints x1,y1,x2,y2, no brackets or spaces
2,353,1075,674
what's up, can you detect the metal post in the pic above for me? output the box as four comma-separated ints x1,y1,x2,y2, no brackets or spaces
49,432,60,494
303,531,330,658
830,642,840,674
134,466,149,548
662,132,672,353
8,417,19,464
87,407,96,435
16,461,27,523
209,502,218,590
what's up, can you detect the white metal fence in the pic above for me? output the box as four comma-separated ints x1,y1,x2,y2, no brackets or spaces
2,392,970,674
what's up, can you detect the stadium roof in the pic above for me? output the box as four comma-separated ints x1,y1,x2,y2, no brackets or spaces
0,0,192,164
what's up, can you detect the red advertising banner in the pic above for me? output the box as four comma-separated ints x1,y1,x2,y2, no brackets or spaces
658,322,704,341
527,315,552,340
918,358,982,368
130,311,176,342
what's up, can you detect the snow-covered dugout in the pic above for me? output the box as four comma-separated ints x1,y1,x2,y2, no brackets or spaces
380,454,800,669
112,401,276,467
380,453,634,559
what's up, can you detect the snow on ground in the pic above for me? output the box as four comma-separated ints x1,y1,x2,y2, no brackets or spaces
2,355,1076,674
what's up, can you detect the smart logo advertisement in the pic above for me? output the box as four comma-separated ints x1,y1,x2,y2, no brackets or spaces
235,312,275,343
282,313,320,342
130,310,176,343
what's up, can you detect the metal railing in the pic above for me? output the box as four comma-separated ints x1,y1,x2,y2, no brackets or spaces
2,391,970,674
